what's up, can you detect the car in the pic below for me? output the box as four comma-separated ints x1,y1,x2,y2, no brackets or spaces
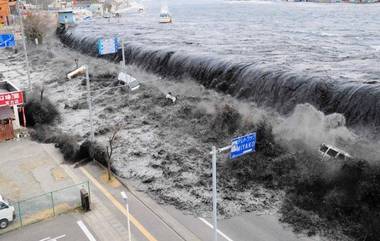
319,143,353,161
0,195,15,229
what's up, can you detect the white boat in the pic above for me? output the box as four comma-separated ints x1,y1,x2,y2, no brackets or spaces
159,6,172,24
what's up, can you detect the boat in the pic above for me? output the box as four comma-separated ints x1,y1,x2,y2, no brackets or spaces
159,5,172,23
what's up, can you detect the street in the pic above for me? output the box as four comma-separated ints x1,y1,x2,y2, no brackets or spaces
0,214,96,241
0,139,317,241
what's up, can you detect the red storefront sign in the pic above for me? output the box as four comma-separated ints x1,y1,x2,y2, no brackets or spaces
0,91,24,106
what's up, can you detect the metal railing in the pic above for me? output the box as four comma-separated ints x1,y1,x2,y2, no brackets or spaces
0,181,90,234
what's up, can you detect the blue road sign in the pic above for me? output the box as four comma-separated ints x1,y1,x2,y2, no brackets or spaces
97,37,120,55
0,34,16,48
230,132,256,159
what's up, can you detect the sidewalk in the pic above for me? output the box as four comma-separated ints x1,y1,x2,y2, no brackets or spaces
57,161,139,241
58,160,200,241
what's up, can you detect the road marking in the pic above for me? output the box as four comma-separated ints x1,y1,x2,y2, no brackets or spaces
79,167,159,241
77,220,97,241
39,235,66,241
39,238,51,241
198,217,234,241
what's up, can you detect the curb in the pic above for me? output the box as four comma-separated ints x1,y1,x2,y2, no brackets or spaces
92,160,202,241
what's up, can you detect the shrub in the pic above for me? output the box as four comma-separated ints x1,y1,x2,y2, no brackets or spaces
25,94,59,126
23,13,48,44
78,140,108,166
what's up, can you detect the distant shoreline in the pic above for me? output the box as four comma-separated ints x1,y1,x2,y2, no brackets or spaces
226,0,380,3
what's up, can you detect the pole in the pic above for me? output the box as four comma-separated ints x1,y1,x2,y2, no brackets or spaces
85,66,94,142
51,192,55,216
212,146,218,241
17,1,32,92
125,195,132,241
121,39,126,69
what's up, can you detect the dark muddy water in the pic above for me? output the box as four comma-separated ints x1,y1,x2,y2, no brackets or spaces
62,0,380,132
77,0,380,83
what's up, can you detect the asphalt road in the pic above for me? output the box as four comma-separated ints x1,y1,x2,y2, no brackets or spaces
0,214,97,241
71,163,317,241
164,206,317,241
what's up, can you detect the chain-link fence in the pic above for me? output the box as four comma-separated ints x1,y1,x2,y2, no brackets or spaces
0,181,90,234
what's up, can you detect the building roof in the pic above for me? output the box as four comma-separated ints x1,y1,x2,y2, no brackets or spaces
0,81,19,92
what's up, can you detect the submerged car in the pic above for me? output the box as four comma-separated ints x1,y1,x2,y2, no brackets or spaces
319,143,353,161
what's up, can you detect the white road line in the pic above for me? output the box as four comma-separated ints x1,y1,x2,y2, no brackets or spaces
54,235,66,240
199,218,234,241
38,235,66,241
77,220,97,241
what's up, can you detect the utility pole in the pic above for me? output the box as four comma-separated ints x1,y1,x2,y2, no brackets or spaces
121,39,126,69
17,0,32,92
85,65,94,142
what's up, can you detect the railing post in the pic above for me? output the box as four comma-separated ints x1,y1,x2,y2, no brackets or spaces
51,192,55,216
17,201,22,227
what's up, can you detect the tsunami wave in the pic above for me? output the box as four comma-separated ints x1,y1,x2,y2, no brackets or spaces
57,26,380,135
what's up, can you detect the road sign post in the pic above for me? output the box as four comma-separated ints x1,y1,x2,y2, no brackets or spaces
211,145,218,241
209,132,256,241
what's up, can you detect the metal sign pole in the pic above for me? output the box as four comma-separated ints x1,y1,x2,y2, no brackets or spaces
211,145,218,241
85,66,94,142
17,1,32,92
209,145,231,241
208,133,256,241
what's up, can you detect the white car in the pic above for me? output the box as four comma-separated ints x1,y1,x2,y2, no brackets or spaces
0,195,15,229
319,143,352,161
118,72,140,91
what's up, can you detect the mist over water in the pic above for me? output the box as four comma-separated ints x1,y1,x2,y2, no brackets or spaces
60,0,380,135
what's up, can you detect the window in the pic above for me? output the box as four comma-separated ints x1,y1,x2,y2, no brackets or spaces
0,202,8,210
319,144,328,153
327,148,338,157
337,153,346,160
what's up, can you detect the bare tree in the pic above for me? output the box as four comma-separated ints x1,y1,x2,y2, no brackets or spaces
106,123,122,181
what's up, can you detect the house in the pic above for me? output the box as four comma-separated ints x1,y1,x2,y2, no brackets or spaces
58,9,75,25
0,81,25,142
0,0,10,25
